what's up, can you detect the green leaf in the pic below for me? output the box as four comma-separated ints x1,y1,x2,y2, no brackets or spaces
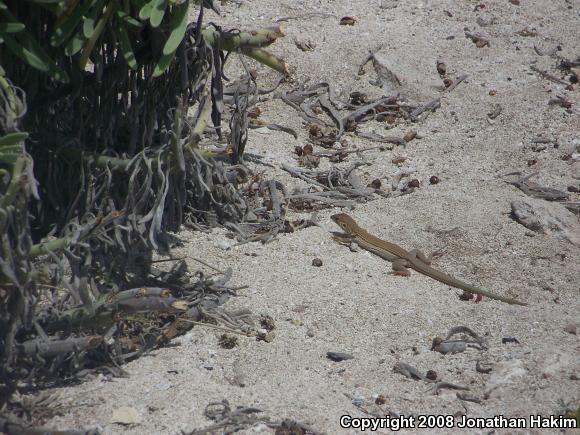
116,10,142,29
0,8,69,82
149,0,166,28
152,2,189,77
79,1,114,69
11,34,69,83
0,7,25,33
64,31,85,55
0,149,20,165
162,1,189,55
51,0,93,46
2,34,49,72
0,22,25,33
0,132,28,146
152,50,174,77
0,132,26,166
22,0,65,3
83,0,106,38
83,18,95,38
138,0,155,20
116,19,138,70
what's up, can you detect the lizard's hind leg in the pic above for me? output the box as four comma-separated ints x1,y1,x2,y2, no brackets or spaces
408,249,432,265
408,249,444,265
389,259,411,277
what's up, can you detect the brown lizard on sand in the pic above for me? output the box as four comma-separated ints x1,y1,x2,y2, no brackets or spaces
331,213,527,306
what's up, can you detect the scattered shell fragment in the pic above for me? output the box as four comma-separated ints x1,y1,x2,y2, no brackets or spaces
516,27,538,37
476,17,491,27
295,38,316,51
487,104,502,120
339,16,357,25
476,360,493,374
218,334,238,349
327,351,354,362
465,30,490,48
408,179,420,188
403,130,417,142
257,331,275,342
349,91,368,105
436,60,447,76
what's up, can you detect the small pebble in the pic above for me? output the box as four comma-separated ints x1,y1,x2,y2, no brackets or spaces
375,394,386,405
339,16,357,25
426,370,437,381
408,179,420,188
564,324,577,335
404,130,417,142
327,352,354,362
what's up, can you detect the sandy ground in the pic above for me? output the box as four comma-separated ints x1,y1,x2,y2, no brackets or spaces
44,0,580,433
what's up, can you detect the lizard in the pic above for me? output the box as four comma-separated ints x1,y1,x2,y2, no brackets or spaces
330,213,527,306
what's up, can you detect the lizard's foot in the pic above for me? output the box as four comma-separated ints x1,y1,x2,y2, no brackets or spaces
430,249,446,261
332,233,354,246
389,270,411,277
391,259,411,275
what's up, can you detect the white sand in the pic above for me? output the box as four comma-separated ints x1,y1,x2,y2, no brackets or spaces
45,0,579,433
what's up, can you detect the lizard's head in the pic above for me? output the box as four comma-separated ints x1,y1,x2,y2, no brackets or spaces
331,213,356,232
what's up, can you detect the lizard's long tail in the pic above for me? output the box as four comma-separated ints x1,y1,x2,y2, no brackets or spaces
412,262,528,306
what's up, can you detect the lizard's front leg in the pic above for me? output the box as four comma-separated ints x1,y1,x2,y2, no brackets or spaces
332,233,358,252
